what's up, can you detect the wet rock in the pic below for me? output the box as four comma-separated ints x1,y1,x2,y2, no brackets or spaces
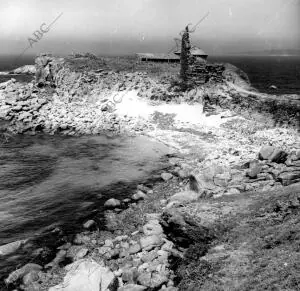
83,219,96,229
73,233,91,244
5,263,42,284
137,184,151,193
49,259,117,291
131,191,147,201
161,173,173,181
0,239,28,256
105,198,121,208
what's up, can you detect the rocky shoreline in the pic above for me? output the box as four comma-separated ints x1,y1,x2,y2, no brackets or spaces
0,54,299,291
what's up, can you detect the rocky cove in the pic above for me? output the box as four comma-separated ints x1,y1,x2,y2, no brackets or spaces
0,54,299,291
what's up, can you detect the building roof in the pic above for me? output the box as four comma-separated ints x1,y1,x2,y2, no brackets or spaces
136,53,180,60
174,46,208,56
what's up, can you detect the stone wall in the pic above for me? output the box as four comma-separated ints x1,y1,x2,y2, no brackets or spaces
187,61,225,85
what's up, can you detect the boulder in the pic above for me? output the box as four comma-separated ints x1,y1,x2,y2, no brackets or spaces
104,198,121,209
83,220,96,229
258,146,288,163
246,160,262,179
131,191,147,201
189,164,229,193
278,171,300,186
0,239,27,256
5,263,42,284
168,190,200,203
259,146,275,160
269,148,288,163
160,208,215,247
161,173,173,181
48,259,117,291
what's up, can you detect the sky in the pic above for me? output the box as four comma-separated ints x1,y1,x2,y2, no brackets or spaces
0,0,299,56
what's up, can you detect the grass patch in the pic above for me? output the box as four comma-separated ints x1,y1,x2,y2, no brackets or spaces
172,185,300,291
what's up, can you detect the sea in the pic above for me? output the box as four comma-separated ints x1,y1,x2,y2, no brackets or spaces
0,134,170,286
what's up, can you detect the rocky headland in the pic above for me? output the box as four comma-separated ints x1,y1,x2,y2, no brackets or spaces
0,53,299,291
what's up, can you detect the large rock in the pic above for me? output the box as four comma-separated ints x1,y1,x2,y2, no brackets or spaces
258,146,275,160
0,239,27,256
258,146,288,163
131,191,147,201
104,198,121,209
278,171,300,186
246,160,262,179
168,190,200,203
5,263,42,284
161,172,173,181
160,208,215,247
190,164,231,193
49,259,117,291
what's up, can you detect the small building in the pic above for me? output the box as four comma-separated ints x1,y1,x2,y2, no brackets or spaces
136,53,180,63
174,46,208,62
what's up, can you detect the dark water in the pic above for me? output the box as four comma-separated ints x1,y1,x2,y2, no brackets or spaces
0,134,170,280
210,55,300,95
1,55,300,94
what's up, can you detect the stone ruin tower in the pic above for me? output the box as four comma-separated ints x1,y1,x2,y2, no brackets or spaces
180,26,191,83
179,26,225,86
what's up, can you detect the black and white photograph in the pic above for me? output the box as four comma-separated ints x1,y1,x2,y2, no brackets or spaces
0,0,299,290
